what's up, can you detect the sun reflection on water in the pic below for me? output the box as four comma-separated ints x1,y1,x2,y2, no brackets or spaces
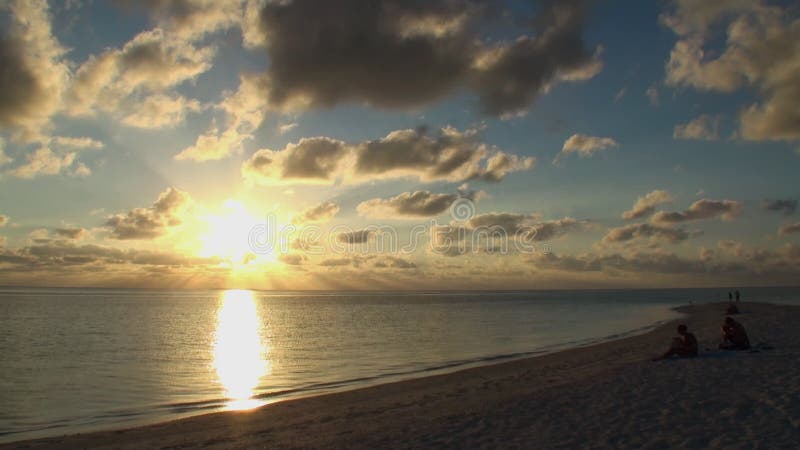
213,289,269,410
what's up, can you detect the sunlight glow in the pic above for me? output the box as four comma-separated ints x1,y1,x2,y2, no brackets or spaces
200,200,275,266
213,289,270,411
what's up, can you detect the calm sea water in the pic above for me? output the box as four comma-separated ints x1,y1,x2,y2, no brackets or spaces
1,287,799,442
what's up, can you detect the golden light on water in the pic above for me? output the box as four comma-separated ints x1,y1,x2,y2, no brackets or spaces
213,289,270,410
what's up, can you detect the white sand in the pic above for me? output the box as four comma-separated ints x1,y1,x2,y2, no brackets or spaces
5,301,799,449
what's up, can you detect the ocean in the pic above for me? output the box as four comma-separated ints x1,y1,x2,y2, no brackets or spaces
1,286,798,443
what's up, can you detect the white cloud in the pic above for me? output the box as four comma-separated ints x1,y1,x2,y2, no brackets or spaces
121,94,202,129
673,114,720,140
652,199,743,224
554,134,618,165
663,0,800,142
6,147,77,179
51,136,104,150
175,74,269,161
278,122,298,134
66,28,214,122
105,187,193,239
622,190,674,220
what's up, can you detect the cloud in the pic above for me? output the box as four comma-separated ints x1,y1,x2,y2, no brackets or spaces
319,257,352,267
243,137,350,184
0,0,69,142
357,190,483,219
553,133,618,165
622,190,674,220
51,136,104,150
53,227,89,240
614,88,626,102
127,0,242,39
121,94,202,129
778,222,800,237
528,251,712,274
292,201,340,225
718,240,744,257
6,147,77,178
0,239,221,270
646,85,660,106
601,223,694,245
663,0,800,142
243,0,600,117
430,214,587,256
762,199,797,216
175,74,268,161
242,126,534,185
317,255,416,270
66,28,214,121
336,229,373,244
105,187,192,239
278,253,306,266
0,138,11,166
651,198,743,224
673,114,720,140
278,122,298,135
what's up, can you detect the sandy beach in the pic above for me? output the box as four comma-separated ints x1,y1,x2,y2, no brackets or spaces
6,301,799,449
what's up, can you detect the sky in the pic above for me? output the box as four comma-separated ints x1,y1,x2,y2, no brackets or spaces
0,0,798,290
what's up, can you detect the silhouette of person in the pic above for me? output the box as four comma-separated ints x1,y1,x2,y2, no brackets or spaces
735,290,740,302
720,317,750,350
656,324,698,360
728,291,732,302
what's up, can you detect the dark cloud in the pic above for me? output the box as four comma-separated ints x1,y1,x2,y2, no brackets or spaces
430,214,587,256
651,199,743,224
762,199,797,216
529,251,721,274
292,201,340,225
278,253,306,266
0,37,45,130
105,187,192,239
337,229,374,244
318,257,353,267
243,137,350,184
53,227,89,240
778,222,800,237
357,190,482,219
249,0,600,117
602,223,694,245
242,127,534,185
354,127,533,183
0,240,220,270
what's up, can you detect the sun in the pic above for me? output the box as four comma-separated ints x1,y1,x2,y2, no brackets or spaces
199,200,274,264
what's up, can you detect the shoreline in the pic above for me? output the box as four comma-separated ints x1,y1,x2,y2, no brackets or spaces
0,304,681,445
6,301,799,449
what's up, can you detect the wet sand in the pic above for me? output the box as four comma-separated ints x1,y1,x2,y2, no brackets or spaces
6,302,799,449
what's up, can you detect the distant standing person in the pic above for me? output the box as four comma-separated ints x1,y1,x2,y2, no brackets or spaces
735,290,740,302
728,291,733,302
720,317,750,350
656,324,698,360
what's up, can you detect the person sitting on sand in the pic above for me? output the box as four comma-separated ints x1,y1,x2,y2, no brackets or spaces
719,317,750,350
657,324,698,359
